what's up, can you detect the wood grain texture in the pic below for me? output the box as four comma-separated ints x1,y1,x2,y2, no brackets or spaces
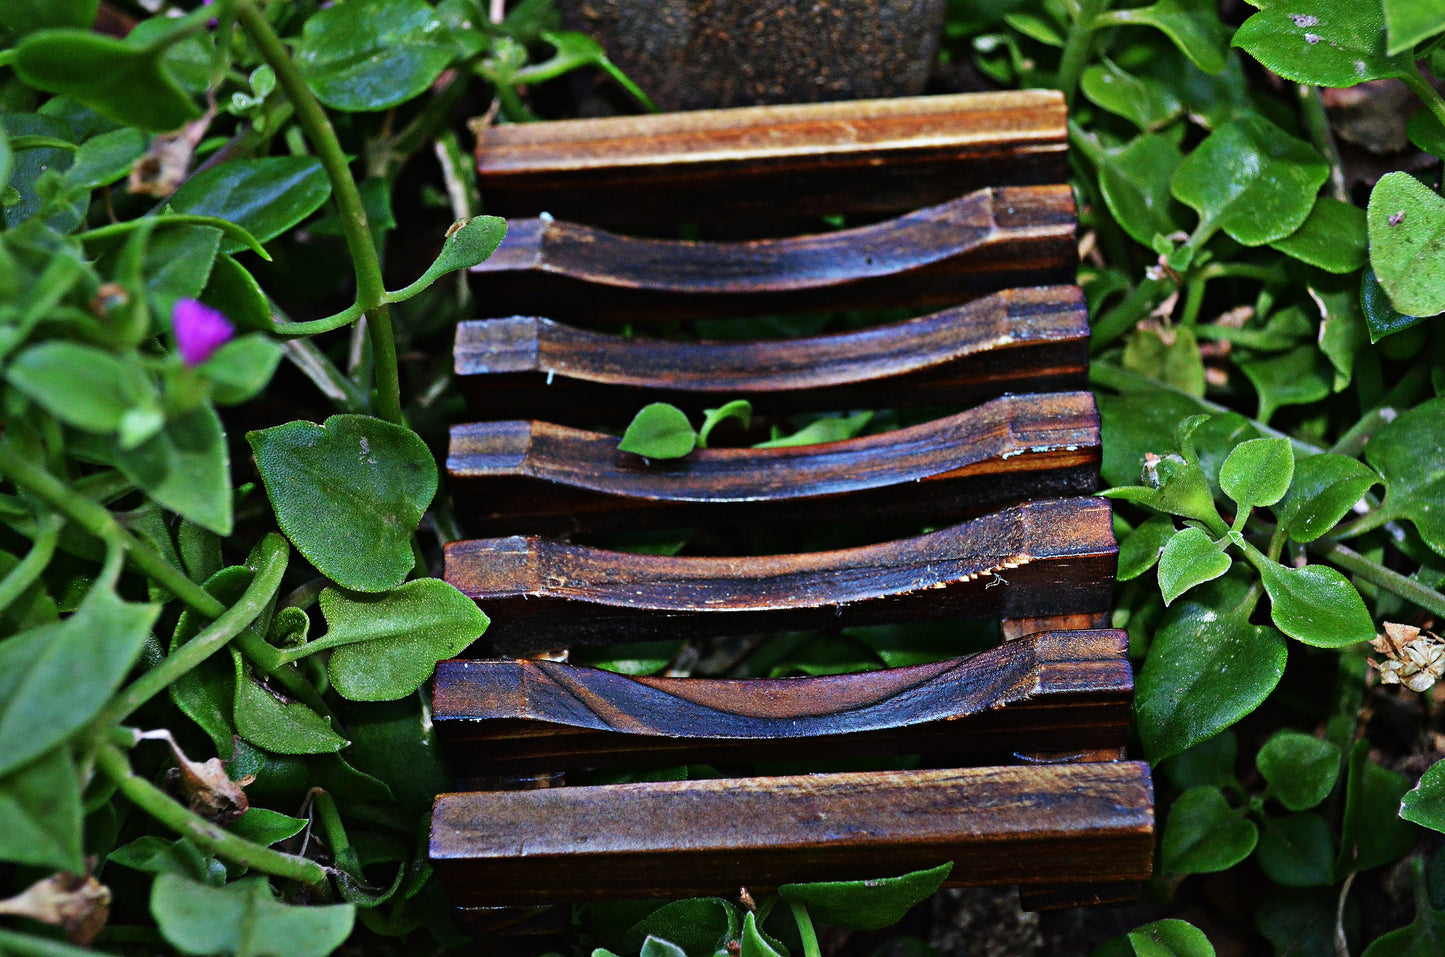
473,91,1067,227
434,629,1131,774
468,186,1075,323
430,760,1155,905
448,392,1099,535
453,286,1088,424
445,498,1117,653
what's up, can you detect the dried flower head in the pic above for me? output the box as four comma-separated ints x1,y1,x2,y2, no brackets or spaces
1370,621,1445,692
173,298,234,366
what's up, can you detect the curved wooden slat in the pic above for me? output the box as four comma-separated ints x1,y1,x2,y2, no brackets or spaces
434,630,1131,773
444,498,1117,653
429,761,1156,905
448,392,1100,535
474,91,1068,227
469,186,1075,322
453,286,1088,423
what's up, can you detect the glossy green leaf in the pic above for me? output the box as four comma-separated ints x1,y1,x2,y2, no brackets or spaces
1270,196,1368,273
169,158,331,255
1098,133,1187,246
1360,904,1445,957
232,650,347,755
1313,274,1370,390
1368,172,1445,317
143,223,221,303
626,898,740,957
1114,0,1228,74
1257,731,1342,811
13,30,201,131
1082,59,1182,130
697,400,753,449
1220,437,1294,510
1256,812,1336,887
1160,786,1257,874
639,939,689,957
203,335,285,406
297,0,459,112
741,912,787,957
1337,740,1416,877
618,403,697,459
0,113,82,231
1255,557,1374,648
1361,267,1428,343
314,579,489,701
1273,453,1379,543
0,583,159,778
1384,0,1445,54
1119,514,1177,581
228,808,307,847
1408,107,1445,159
0,748,82,871
1233,0,1413,87
340,697,451,818
109,837,222,884
778,862,952,931
248,415,437,592
387,215,507,303
169,567,258,753
151,874,354,957
754,411,874,448
1104,454,1223,529
1136,574,1287,763
1127,919,1217,957
200,255,273,333
1363,397,1445,556
0,0,99,35
63,127,146,191
1171,116,1329,246
116,405,232,535
1123,324,1205,397
1402,759,1445,833
1157,526,1231,604
7,341,155,434
1239,345,1333,425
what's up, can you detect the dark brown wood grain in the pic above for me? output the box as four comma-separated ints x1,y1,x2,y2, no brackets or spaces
430,760,1155,905
448,392,1099,535
445,498,1117,653
468,186,1075,323
433,629,1130,774
473,91,1067,229
452,285,1088,424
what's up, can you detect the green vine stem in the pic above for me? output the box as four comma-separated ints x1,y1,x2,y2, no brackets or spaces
0,442,225,619
1402,67,1445,133
1297,85,1349,203
235,0,404,426
95,534,289,726
93,738,328,886
0,513,62,616
1308,537,1445,620
1056,0,1109,105
788,901,822,957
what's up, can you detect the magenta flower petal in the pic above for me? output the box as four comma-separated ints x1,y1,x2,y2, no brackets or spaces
174,298,234,366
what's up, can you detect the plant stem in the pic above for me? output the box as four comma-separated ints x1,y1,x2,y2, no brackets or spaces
96,534,289,725
0,514,62,617
1308,537,1445,620
1297,85,1349,203
1403,67,1445,133
93,739,327,886
789,901,823,957
235,0,404,426
0,442,225,619
1056,0,1109,106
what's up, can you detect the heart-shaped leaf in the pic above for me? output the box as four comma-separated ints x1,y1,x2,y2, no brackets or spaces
1272,453,1380,543
1257,731,1342,811
169,158,332,255
116,405,232,535
1254,557,1375,648
1256,812,1336,887
1098,133,1187,246
1127,919,1217,957
1337,740,1415,878
6,340,156,435
778,862,952,931
1160,786,1257,874
1119,514,1177,581
232,650,347,755
1082,59,1183,130
248,415,438,592
1368,171,1445,317
1158,527,1232,604
618,403,697,459
1270,196,1368,274
297,0,460,112
1233,0,1413,87
626,898,741,957
1400,758,1445,833
1365,397,1445,557
1220,437,1294,511
1384,0,1445,55
0,748,82,871
1239,345,1333,425
13,29,201,131
1114,0,1228,74
151,874,355,957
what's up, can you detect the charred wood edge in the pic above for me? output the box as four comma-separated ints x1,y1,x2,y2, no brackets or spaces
432,629,1130,774
428,761,1156,906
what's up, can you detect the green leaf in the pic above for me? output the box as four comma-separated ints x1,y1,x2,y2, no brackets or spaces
1257,731,1342,811
1239,345,1333,425
697,400,753,449
1273,453,1379,543
741,912,788,957
200,255,273,333
143,223,221,304
1270,197,1368,273
0,0,99,35
1081,59,1183,130
1361,267,1428,343
1098,133,1187,246
1256,812,1336,887
1368,172,1445,317
169,567,259,752
110,837,221,884
1233,0,1414,87
232,650,347,755
387,215,507,302
626,898,741,957
618,403,697,459
1159,729,1238,791
202,335,285,406
1337,740,1416,877
0,123,11,192
313,580,489,701
247,415,438,592
1160,786,1257,874
1255,557,1375,648
339,697,451,818
13,30,201,131
297,0,460,112
1158,527,1231,604
151,874,354,957
63,127,146,191
1119,514,1177,581
0,583,159,778
169,158,332,255
1254,889,1344,957
1408,107,1445,159
1361,904,1445,957
754,411,874,448
777,862,952,931
1115,0,1229,74
116,405,232,535
7,341,155,434
1126,919,1216,957
1171,116,1329,246
1104,454,1223,529
1314,274,1370,390
228,808,307,847
1220,437,1294,510
1123,324,1205,397
1384,0,1445,55
1136,574,1287,763
0,748,82,871
640,939,689,957
1403,759,1445,834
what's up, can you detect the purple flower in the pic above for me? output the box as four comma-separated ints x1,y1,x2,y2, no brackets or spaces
173,298,234,366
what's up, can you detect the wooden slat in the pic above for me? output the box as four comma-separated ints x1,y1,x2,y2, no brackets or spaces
447,392,1100,535
473,91,1067,227
434,629,1130,775
468,186,1075,323
430,761,1155,905
453,286,1088,424
444,498,1117,654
